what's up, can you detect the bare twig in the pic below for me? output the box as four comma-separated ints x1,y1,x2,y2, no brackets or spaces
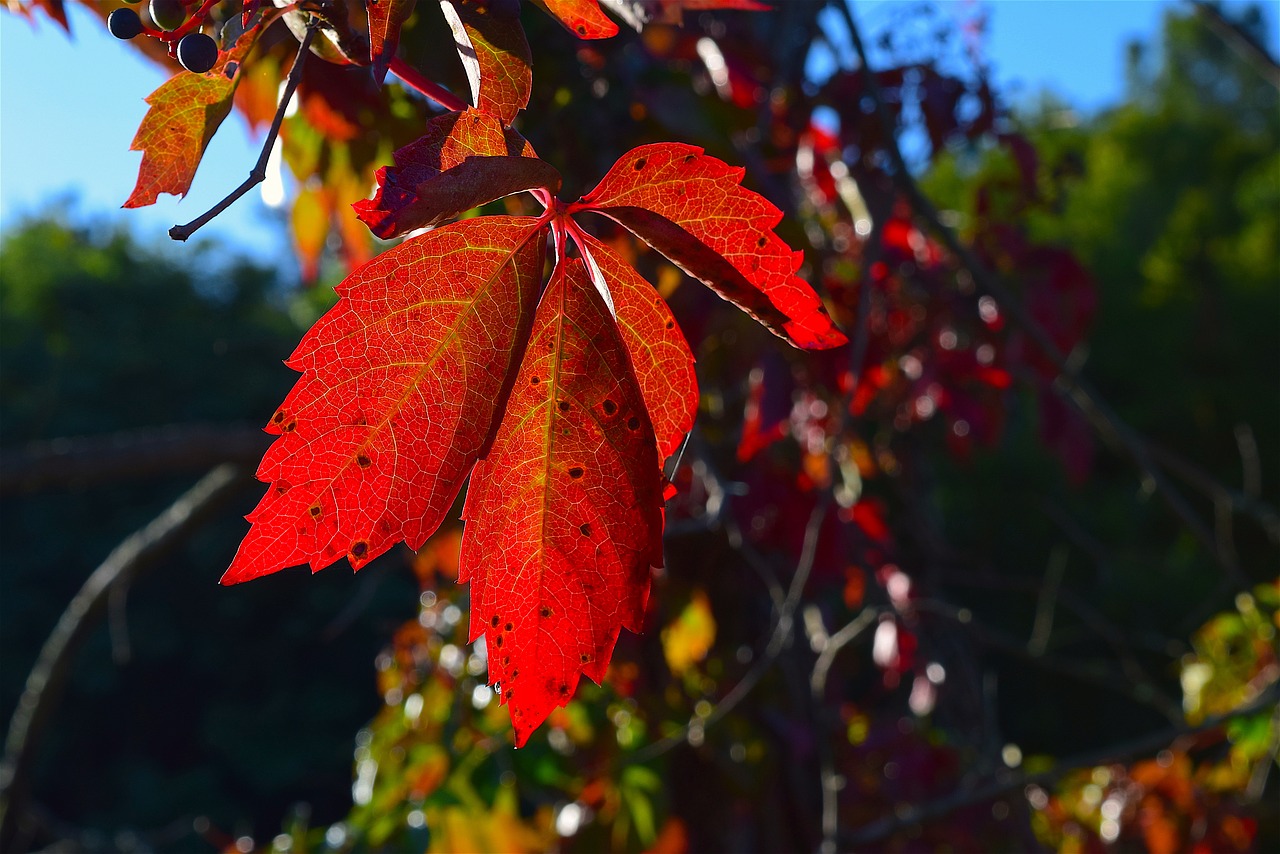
842,680,1280,847
628,498,832,764
1188,0,1280,88
1149,443,1280,544
0,423,268,495
837,0,1249,589
169,24,318,242
0,466,248,852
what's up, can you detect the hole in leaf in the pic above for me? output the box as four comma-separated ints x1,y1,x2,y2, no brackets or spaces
309,505,322,518
491,615,501,628
634,157,647,170
558,400,570,413
540,606,552,618
503,655,510,665
684,154,696,163
568,466,585,479
272,410,286,424
579,523,592,536
505,621,514,632
576,25,586,34
284,420,298,432
757,236,767,248
356,454,372,468
559,683,570,698
275,481,291,496
496,635,504,647
351,541,368,558
580,653,590,663
627,416,640,430
531,376,540,385
602,399,617,415
665,320,674,329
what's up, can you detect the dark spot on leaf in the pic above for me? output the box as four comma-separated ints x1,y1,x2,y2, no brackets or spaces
496,635,504,647
491,615,501,627
309,505,322,518
602,399,617,415
284,420,297,432
634,157,647,170
512,668,520,678
568,466,584,479
224,61,238,79
503,655,510,665
272,410,286,424
558,399,570,412
757,236,767,248
627,416,640,430
531,376,540,385
356,454,372,468
540,606,552,618
684,154,696,163
665,320,674,329
275,481,291,495
505,621,514,632
559,683,570,698
351,541,367,558
580,523,592,536
577,25,586,34
580,653,590,663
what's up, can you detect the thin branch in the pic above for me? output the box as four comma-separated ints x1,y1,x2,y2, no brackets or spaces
841,680,1280,847
1150,442,1280,544
1189,0,1280,88
837,0,1248,589
628,497,832,764
0,423,268,495
0,465,248,853
169,24,318,242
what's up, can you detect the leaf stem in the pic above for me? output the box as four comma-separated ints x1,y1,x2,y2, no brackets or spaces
387,56,470,112
168,21,317,243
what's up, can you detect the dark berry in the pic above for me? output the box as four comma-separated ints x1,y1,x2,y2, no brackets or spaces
177,32,219,74
107,8,143,40
149,0,187,31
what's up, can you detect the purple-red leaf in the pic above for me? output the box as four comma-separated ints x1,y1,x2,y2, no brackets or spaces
460,257,664,746
353,108,556,239
574,143,846,350
223,216,545,583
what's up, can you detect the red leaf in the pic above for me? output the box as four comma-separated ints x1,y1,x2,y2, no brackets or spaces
353,109,557,239
123,28,261,208
367,0,418,84
460,257,664,746
574,143,847,350
576,232,698,460
223,216,546,583
532,0,619,38
440,0,532,124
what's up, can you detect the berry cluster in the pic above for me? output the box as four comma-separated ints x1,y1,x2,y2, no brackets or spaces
107,0,220,74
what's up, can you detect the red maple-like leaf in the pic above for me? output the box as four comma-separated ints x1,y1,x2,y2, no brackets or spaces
460,258,665,746
223,217,546,581
440,0,531,124
230,128,842,743
573,143,848,350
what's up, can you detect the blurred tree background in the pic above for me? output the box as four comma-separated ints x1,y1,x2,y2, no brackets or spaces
1,1,1276,852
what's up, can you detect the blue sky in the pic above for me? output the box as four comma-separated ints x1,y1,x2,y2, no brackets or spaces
2,1,1275,267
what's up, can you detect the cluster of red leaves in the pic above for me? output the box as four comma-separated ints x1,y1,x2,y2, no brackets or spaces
104,0,843,745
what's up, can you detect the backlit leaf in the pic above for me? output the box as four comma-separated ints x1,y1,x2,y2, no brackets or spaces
353,108,555,239
574,143,847,350
223,216,546,583
460,257,664,746
123,28,260,208
532,0,620,38
440,0,532,124
577,232,697,460
368,0,418,84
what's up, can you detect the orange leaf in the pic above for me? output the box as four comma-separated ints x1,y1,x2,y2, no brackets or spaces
440,0,532,124
124,28,261,208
